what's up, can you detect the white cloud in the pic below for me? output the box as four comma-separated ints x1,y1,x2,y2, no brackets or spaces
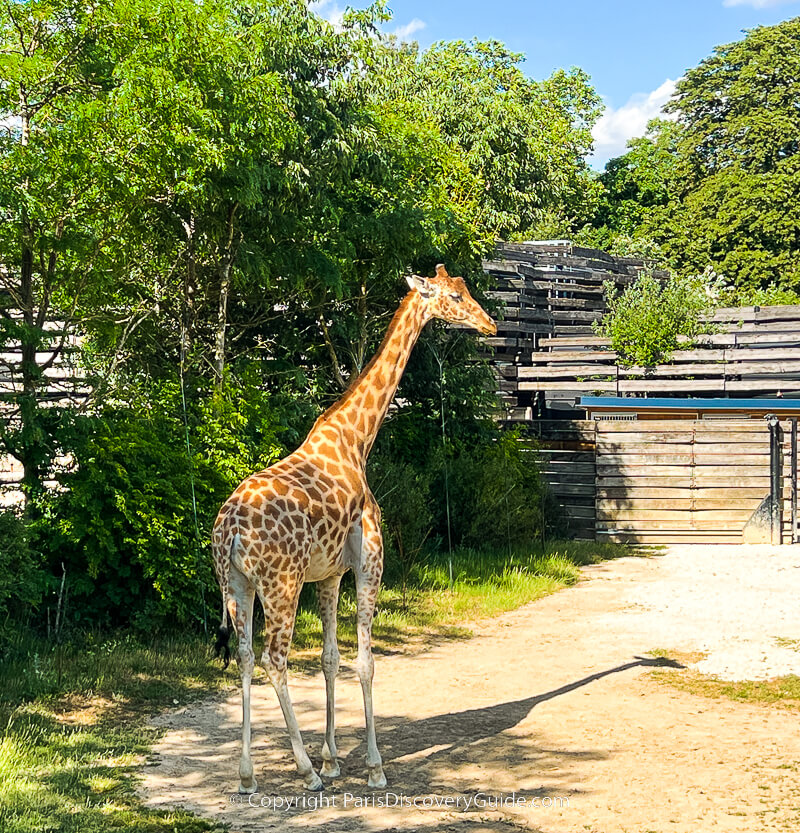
309,0,346,28
590,78,677,168
392,18,426,41
723,0,798,8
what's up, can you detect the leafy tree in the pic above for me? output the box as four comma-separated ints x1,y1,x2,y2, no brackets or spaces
371,39,602,241
582,119,679,262
663,16,800,289
591,19,800,290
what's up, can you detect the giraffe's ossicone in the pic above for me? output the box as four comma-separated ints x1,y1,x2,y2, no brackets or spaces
211,265,496,793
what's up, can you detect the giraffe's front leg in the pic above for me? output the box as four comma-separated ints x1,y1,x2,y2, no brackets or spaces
317,574,342,778
354,504,387,788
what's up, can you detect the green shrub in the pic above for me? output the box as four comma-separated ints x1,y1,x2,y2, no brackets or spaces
444,432,546,550
594,270,720,367
31,411,227,630
0,510,44,644
368,454,433,605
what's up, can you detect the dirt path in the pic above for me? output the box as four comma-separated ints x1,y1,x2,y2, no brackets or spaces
140,545,800,833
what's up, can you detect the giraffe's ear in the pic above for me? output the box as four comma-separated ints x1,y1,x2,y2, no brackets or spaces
406,274,435,298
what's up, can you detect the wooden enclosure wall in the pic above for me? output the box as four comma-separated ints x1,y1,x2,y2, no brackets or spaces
522,418,800,543
517,306,800,399
594,419,797,544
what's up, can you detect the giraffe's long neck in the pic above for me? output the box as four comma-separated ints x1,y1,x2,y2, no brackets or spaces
303,291,429,462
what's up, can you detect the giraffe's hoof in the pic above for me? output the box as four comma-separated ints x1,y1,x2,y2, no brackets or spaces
304,771,324,791
320,760,340,778
238,778,258,795
367,768,387,789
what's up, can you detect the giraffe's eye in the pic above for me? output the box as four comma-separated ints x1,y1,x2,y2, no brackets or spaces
449,292,463,302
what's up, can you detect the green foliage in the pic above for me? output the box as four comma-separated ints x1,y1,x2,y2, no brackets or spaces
594,271,719,367
31,412,219,628
589,19,800,290
0,511,44,644
368,454,432,606
445,432,546,550
30,374,296,630
721,283,800,308
371,38,602,241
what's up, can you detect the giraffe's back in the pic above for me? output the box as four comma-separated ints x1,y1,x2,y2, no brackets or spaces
211,452,364,588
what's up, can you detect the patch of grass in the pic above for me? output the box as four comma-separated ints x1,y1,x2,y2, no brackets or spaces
651,671,800,710
646,648,707,665
647,649,800,711
0,632,232,833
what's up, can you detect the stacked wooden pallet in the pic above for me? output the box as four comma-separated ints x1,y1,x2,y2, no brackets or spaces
515,306,800,399
514,420,597,540
482,241,663,414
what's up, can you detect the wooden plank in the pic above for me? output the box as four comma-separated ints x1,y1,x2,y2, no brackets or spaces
542,466,596,479
537,450,596,462
529,350,617,362
562,506,596,519
547,484,596,496
519,381,617,391
597,442,695,455
598,498,765,511
595,420,765,432
538,336,610,348
616,379,725,392
596,509,755,522
692,432,771,444
725,359,800,374
596,519,748,530
725,379,800,392
597,464,773,477
618,364,726,378
597,486,771,500
596,453,695,465
518,365,616,379
690,331,800,346
596,432,696,445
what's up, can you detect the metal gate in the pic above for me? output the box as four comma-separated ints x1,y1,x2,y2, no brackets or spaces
594,418,798,544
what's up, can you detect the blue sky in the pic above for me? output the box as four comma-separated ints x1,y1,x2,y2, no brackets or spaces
312,0,800,168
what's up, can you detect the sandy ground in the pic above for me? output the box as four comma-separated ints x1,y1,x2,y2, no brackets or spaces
139,544,800,833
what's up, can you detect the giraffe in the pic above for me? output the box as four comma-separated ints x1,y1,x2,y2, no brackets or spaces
211,265,496,793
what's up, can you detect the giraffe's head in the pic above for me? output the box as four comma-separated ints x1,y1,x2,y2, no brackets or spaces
406,264,497,335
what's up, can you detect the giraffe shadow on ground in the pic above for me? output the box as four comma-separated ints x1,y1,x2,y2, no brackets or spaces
338,655,683,788
219,655,684,833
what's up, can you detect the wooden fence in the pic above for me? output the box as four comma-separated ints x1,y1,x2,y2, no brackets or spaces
518,420,597,540
524,418,799,544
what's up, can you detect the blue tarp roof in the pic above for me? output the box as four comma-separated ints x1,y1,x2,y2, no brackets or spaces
580,396,800,410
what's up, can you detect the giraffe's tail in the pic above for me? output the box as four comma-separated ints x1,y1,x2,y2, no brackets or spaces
213,532,240,669
214,611,232,668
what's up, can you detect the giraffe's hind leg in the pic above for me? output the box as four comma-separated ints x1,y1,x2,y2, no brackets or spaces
228,563,257,794
317,574,342,778
257,572,323,792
